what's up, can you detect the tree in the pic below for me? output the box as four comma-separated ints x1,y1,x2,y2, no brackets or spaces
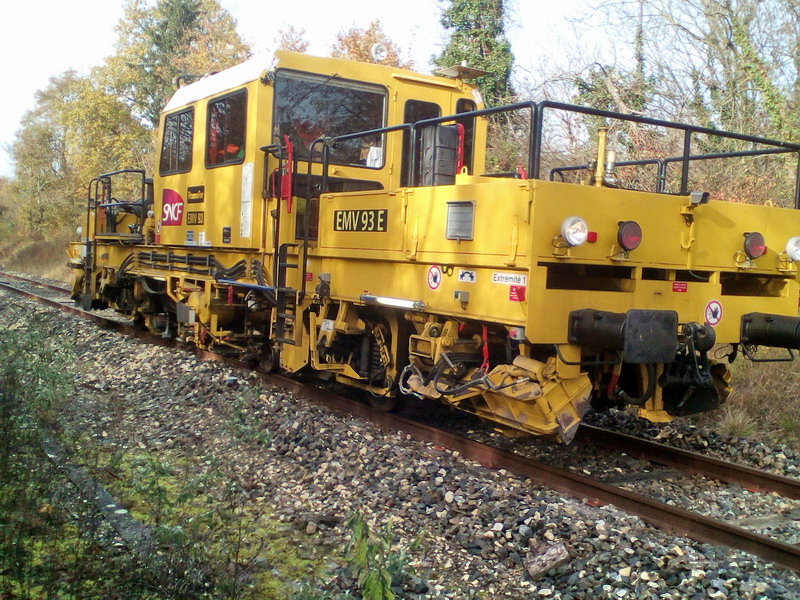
0,177,11,235
8,72,150,234
579,0,800,138
567,0,800,204
331,21,412,68
103,0,250,127
434,0,514,105
276,25,310,53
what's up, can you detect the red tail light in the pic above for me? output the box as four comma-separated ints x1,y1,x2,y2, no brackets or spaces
744,232,766,259
617,221,642,251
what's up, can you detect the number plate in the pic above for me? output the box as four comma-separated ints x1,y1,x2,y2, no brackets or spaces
333,209,388,232
187,211,205,225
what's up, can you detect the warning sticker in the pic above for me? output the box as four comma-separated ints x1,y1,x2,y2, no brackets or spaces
672,282,688,293
458,269,477,283
427,265,442,290
492,272,527,286
705,300,723,326
509,285,526,302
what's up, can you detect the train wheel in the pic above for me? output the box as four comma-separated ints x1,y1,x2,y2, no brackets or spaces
368,395,401,412
260,343,277,373
368,376,402,412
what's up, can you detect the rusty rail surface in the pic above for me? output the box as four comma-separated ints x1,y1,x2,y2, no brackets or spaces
577,424,800,500
2,275,799,573
0,271,71,294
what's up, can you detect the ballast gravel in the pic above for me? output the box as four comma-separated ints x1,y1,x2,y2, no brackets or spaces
424,408,800,548
2,287,800,598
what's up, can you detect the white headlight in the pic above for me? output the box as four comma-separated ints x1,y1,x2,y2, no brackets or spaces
786,236,800,261
561,216,589,247
76,226,83,236
370,43,388,62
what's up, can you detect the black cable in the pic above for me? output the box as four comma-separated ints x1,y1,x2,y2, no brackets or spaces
616,363,656,405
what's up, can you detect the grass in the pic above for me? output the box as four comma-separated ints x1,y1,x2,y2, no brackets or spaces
0,326,163,599
69,443,329,599
0,232,73,282
0,321,340,599
706,353,800,448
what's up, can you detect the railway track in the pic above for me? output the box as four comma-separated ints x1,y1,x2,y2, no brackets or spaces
2,270,799,572
0,271,72,294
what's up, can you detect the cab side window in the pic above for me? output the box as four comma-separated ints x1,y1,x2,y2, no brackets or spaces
206,90,247,167
401,100,441,187
159,108,194,175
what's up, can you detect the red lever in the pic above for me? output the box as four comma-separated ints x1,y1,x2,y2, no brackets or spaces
455,123,465,172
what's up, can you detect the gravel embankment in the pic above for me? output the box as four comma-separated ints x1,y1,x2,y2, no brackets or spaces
428,411,800,547
2,287,799,598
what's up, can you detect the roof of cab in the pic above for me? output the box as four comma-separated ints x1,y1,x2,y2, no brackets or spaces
163,55,272,113
161,51,473,115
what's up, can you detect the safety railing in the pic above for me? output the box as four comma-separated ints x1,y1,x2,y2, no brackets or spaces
313,100,800,209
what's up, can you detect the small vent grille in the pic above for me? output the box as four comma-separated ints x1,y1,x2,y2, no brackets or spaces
446,201,474,240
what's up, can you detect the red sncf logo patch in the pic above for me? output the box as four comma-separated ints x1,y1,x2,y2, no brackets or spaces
161,189,184,226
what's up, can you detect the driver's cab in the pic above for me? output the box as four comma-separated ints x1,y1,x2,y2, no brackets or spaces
150,51,485,250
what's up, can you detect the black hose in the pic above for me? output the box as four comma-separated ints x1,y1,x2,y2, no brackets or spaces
141,278,166,295
429,353,485,395
616,363,656,405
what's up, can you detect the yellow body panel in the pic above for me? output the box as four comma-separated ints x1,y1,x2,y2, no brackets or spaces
151,52,484,254
69,51,800,442
305,178,798,345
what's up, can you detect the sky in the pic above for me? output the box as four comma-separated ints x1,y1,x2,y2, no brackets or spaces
0,0,584,179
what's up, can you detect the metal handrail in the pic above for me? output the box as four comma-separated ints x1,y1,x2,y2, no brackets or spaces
313,99,800,208
550,147,796,195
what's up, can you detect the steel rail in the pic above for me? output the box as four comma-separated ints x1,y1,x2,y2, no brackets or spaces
276,384,800,572
576,424,800,500
0,271,71,294
1,277,799,572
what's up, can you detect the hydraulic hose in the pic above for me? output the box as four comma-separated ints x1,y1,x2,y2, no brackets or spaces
616,363,656,406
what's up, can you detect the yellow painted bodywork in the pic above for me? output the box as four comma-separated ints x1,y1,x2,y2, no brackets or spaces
69,51,800,442
310,178,799,343
152,51,485,252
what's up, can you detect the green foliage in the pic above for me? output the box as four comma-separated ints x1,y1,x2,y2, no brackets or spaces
574,64,652,116
434,0,514,105
5,0,251,241
76,444,325,599
0,325,138,599
585,0,800,140
0,320,328,598
103,0,250,127
229,395,273,446
8,70,150,236
344,513,410,600
0,177,11,236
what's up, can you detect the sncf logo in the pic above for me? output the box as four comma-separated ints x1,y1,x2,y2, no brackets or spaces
162,189,184,226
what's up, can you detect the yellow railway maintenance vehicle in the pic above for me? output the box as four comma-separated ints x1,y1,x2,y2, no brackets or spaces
70,51,800,443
